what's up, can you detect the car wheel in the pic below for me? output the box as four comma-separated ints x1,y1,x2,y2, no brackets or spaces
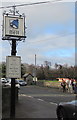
57,107,68,120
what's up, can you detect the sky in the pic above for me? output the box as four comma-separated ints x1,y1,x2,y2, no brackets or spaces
0,0,76,67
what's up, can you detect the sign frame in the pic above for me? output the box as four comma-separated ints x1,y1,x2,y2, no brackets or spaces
2,14,26,40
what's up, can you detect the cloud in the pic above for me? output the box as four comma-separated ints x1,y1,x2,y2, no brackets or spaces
16,32,75,65
23,1,75,39
0,0,75,66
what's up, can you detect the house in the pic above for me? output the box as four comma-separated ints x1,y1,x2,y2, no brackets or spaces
23,73,34,85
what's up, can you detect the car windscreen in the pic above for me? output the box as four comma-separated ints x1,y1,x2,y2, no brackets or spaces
19,80,24,82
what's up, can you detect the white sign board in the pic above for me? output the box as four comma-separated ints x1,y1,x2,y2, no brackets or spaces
6,56,21,78
3,14,25,38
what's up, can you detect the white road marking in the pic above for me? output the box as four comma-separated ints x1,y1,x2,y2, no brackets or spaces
37,98,44,101
19,94,27,97
50,102,57,105
19,94,34,98
28,96,34,98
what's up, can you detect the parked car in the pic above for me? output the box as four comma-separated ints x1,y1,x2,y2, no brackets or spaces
0,78,7,83
56,100,77,120
4,79,20,89
18,80,27,86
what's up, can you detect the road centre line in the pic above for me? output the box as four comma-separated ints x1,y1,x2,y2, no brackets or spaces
50,102,57,106
19,94,34,98
37,98,57,105
37,98,44,101
28,96,34,98
19,94,27,97
19,94,60,106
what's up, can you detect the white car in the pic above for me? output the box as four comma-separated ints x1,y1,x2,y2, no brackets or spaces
0,78,7,83
4,79,20,89
18,80,27,86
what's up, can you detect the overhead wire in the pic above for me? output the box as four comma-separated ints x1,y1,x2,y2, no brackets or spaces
0,0,62,9
26,32,75,44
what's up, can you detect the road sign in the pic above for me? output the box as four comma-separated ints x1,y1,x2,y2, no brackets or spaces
6,56,21,78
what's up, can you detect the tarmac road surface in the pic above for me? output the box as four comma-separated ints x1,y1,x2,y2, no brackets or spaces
15,85,76,118
16,94,57,118
2,85,76,119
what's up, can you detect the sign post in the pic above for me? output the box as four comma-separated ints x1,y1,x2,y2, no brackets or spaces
10,39,16,118
10,7,16,118
2,6,26,119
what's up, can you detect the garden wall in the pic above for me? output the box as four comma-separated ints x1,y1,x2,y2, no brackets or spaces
36,81,61,88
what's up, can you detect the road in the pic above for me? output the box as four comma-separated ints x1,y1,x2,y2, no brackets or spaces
19,85,76,104
15,85,76,118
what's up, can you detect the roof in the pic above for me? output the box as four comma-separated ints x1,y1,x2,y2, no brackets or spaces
23,73,34,78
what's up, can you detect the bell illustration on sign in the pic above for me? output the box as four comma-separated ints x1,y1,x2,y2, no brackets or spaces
10,19,19,29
